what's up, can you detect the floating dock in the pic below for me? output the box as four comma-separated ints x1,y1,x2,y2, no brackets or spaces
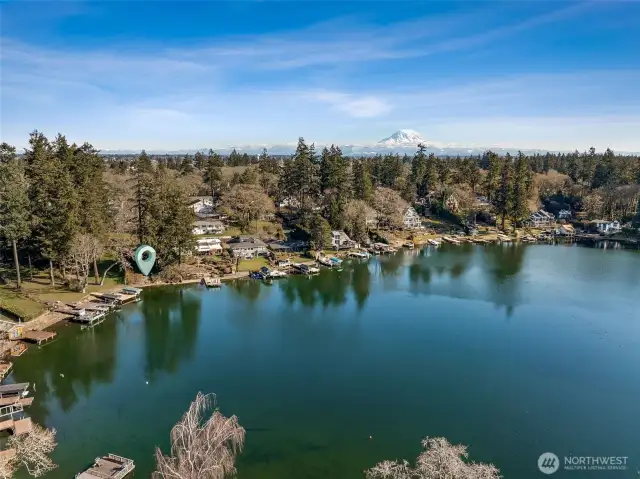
201,277,221,287
22,330,57,345
10,343,27,357
76,454,135,479
0,362,12,381
0,417,32,435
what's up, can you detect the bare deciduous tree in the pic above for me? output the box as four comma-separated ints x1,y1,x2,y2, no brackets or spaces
366,437,501,479
0,424,57,478
68,233,104,292
220,184,275,232
373,187,409,229
153,392,245,479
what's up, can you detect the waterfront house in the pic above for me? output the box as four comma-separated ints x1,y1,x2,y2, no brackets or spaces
591,220,621,235
527,210,555,227
276,197,300,209
268,241,292,253
331,231,357,250
403,207,422,229
555,224,575,236
195,238,223,254
192,220,225,236
557,209,572,220
227,236,267,257
188,196,214,214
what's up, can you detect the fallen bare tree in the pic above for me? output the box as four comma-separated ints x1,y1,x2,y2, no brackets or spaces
0,424,57,478
153,392,245,479
365,437,501,479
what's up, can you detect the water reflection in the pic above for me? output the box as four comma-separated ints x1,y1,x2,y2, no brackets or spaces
12,316,118,415
139,287,201,381
482,244,527,317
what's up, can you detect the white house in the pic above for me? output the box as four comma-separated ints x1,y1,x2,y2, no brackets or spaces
195,238,223,254
554,224,575,236
331,231,356,250
189,196,216,217
276,197,300,209
592,220,621,235
403,207,422,229
557,209,572,220
192,220,225,235
527,210,555,227
227,236,267,258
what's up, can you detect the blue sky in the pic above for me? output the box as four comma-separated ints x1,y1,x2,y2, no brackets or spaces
1,0,639,151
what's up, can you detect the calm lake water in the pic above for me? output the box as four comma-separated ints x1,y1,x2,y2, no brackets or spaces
10,244,640,478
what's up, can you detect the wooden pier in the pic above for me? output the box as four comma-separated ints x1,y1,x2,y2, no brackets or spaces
0,362,12,381
10,343,27,357
21,330,56,345
201,277,221,288
0,417,32,435
76,454,135,479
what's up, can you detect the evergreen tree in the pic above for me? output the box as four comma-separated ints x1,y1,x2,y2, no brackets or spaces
309,215,332,250
194,151,205,170
462,156,480,193
148,170,195,266
410,144,427,198
180,154,194,175
494,155,515,230
131,150,156,244
24,131,79,284
0,144,31,288
71,142,113,282
352,159,373,202
510,152,532,227
418,153,439,199
483,151,501,202
203,149,223,202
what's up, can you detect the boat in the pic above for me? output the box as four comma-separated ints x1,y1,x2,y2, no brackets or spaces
76,453,135,479
403,242,414,249
249,271,263,280
317,257,334,267
268,269,287,278
293,263,320,275
427,239,441,246
330,257,343,266
442,236,461,245
349,251,370,258
200,277,221,288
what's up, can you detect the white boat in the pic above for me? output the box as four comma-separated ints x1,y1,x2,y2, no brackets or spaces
349,251,370,258
317,257,334,267
268,269,287,278
427,239,440,246
403,242,414,249
442,236,461,245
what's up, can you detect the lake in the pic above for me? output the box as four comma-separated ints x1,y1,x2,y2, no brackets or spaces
11,243,640,478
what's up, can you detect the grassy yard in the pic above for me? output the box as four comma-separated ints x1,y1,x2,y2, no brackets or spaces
237,257,269,272
0,260,125,321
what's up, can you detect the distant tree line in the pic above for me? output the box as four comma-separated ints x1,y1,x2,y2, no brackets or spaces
3,132,640,289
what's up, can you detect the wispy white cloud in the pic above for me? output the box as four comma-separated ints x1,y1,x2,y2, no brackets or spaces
307,91,391,118
1,1,637,151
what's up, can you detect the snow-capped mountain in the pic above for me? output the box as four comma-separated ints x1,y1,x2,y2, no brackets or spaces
97,131,639,157
377,129,426,146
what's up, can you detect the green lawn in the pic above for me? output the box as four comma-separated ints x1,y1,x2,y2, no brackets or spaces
237,257,269,272
0,259,125,321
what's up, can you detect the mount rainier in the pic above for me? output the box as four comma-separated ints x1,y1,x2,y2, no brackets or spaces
99,130,613,156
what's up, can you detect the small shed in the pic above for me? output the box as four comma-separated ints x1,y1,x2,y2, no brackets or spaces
6,325,24,341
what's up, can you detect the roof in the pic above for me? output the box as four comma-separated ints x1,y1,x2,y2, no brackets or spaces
192,220,224,227
228,242,265,250
561,224,575,231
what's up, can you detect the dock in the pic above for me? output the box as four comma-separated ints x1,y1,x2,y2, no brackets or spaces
21,330,56,345
0,417,32,435
10,343,27,357
201,277,221,288
0,382,30,399
76,454,135,479
0,362,12,381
